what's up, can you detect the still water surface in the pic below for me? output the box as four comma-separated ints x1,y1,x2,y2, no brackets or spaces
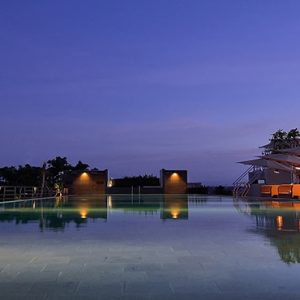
0,195,300,299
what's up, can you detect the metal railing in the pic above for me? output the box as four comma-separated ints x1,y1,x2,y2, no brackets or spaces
233,166,263,198
0,186,53,201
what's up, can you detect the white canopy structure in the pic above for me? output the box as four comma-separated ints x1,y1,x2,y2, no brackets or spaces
278,147,300,156
262,154,300,167
235,137,300,196
239,158,293,172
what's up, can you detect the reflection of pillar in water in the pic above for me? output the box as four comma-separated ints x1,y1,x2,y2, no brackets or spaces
107,195,113,209
161,195,188,220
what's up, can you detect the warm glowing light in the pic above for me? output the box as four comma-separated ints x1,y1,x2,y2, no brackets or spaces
170,173,180,181
271,201,280,208
108,195,113,209
295,167,300,170
80,208,88,219
79,172,90,182
171,208,180,219
276,216,283,231
108,179,113,188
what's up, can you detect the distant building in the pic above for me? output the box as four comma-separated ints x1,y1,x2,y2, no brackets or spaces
160,169,188,194
65,170,108,195
65,169,188,195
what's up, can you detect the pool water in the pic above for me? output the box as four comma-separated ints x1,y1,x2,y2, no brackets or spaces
0,195,300,299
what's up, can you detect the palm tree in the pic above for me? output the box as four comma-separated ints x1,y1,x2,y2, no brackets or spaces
287,128,300,140
272,129,287,141
269,129,300,151
270,129,288,150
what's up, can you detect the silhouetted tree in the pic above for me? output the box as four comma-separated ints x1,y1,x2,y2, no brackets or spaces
214,185,232,196
113,175,160,187
269,128,300,151
47,157,72,187
0,165,42,186
188,184,208,194
73,160,89,171
47,157,71,177
287,128,300,140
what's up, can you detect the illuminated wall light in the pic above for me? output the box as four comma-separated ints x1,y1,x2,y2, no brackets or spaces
295,167,300,170
107,179,113,188
170,173,180,181
79,172,90,182
274,170,280,174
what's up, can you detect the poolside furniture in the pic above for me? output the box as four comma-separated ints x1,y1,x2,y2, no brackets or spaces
260,185,272,197
292,184,300,199
278,184,293,198
270,185,280,197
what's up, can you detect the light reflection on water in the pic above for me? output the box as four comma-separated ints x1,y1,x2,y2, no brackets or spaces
1,195,300,299
235,200,300,264
1,195,300,265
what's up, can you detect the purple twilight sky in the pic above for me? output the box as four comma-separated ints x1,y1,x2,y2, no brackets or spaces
1,0,300,185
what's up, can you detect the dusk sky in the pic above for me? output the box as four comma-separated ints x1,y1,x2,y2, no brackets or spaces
1,1,300,185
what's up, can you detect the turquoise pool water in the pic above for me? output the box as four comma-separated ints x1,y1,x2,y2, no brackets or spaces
0,195,300,299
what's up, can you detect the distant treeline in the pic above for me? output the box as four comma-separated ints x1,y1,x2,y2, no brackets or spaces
189,185,232,196
0,156,232,195
0,157,91,187
113,175,160,187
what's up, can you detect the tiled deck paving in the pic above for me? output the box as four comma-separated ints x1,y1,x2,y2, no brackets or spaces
0,196,300,299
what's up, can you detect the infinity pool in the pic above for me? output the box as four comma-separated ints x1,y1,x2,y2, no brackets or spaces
0,195,300,299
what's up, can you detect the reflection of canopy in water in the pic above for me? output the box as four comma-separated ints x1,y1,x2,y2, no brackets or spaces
265,232,300,264
246,202,300,264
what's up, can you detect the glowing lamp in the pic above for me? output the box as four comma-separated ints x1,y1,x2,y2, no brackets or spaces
170,172,180,180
